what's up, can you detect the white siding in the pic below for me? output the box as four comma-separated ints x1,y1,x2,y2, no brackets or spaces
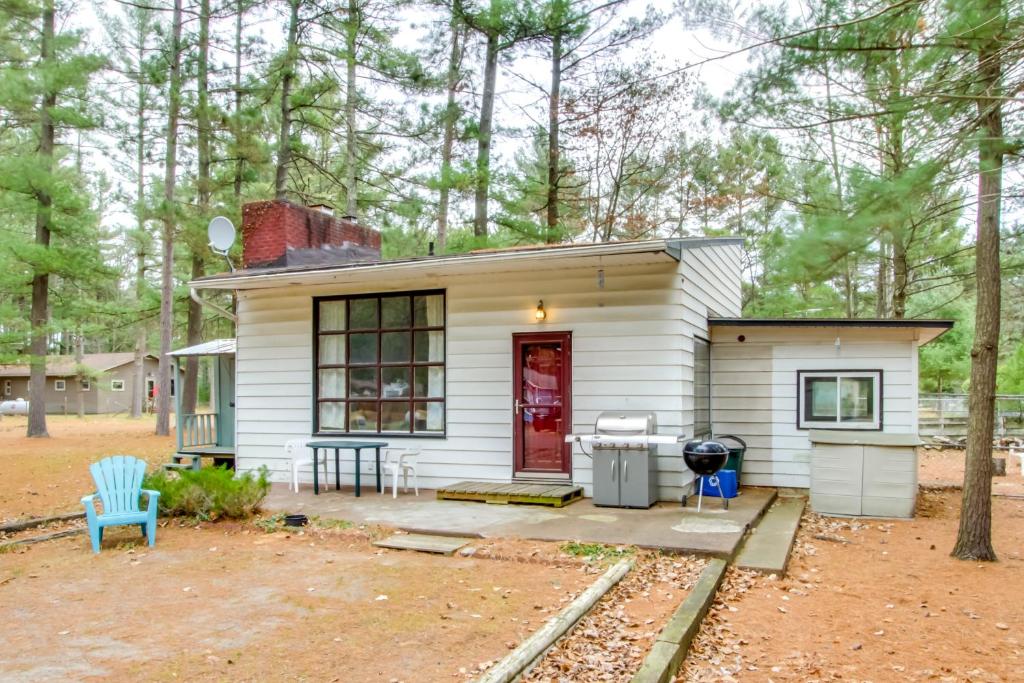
679,244,743,442
233,245,741,501
710,326,921,488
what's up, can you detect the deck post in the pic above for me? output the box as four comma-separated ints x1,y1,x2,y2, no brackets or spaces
173,359,183,451
214,356,223,447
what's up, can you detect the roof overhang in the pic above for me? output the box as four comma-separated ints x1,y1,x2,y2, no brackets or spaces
708,317,954,345
168,339,236,357
191,238,743,291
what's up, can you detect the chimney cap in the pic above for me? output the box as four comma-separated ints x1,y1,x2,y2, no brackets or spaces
342,214,358,223
309,203,334,215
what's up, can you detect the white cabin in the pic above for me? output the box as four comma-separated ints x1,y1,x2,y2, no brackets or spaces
190,201,951,499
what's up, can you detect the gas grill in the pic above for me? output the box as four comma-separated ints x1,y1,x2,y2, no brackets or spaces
566,411,677,508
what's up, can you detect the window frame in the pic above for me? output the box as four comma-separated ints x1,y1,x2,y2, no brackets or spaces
80,379,91,392
693,336,712,439
54,379,66,392
313,289,446,437
111,379,126,392
796,369,883,431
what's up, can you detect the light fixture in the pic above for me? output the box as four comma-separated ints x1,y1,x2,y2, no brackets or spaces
535,300,547,321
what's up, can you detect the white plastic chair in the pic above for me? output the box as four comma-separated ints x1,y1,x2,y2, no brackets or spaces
286,438,328,493
380,448,419,498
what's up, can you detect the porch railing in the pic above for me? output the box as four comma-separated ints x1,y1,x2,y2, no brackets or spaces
180,412,219,449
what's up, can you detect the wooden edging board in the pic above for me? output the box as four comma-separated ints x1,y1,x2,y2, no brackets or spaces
475,557,634,683
630,558,729,683
0,511,85,534
0,528,86,551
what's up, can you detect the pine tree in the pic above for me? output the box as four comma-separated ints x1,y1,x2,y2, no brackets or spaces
155,0,184,436
0,0,104,436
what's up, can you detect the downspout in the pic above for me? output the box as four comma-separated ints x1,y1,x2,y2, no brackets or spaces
190,287,237,323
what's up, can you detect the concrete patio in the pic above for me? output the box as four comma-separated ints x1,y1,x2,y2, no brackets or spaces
264,484,778,557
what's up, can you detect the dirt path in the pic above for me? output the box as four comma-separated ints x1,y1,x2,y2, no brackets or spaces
920,447,1024,496
679,490,1024,681
0,416,173,521
0,523,593,682
522,553,706,682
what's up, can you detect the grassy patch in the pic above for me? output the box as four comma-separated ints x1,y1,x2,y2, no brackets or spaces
143,466,270,521
561,541,634,561
254,513,286,533
310,516,353,531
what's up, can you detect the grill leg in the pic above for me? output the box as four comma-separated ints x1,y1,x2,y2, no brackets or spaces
708,474,728,510
696,476,704,513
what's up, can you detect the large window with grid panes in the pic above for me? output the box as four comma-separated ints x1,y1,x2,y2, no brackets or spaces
314,291,445,435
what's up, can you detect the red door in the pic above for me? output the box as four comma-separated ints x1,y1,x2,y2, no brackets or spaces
513,332,572,478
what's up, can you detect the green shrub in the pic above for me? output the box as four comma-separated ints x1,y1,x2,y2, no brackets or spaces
144,466,270,521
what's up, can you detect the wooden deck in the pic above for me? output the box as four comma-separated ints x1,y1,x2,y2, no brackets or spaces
166,446,236,471
436,481,584,508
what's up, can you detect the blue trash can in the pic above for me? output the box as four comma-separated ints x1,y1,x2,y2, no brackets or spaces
698,470,738,498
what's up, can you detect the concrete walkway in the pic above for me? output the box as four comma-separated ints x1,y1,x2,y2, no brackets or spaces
265,484,777,557
734,495,806,575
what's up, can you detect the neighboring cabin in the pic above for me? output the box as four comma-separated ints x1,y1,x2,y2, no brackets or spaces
0,353,167,415
190,200,952,499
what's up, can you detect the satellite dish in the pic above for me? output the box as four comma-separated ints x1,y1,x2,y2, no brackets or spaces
208,216,236,254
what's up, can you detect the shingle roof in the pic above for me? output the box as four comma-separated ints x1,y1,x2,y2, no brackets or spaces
0,352,155,378
191,237,746,290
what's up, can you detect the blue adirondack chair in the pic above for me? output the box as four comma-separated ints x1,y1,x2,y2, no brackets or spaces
81,455,160,553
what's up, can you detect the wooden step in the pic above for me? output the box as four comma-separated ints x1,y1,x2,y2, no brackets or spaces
373,533,474,556
436,481,584,508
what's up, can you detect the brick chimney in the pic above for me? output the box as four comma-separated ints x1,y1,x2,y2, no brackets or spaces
241,200,382,269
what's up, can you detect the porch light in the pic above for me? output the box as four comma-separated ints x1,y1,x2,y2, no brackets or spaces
535,300,547,321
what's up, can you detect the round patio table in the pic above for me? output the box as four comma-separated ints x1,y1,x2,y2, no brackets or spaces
305,440,388,496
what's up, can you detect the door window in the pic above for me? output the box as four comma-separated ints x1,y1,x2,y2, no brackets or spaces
514,332,571,475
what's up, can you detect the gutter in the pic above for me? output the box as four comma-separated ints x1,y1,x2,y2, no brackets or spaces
708,317,954,329
191,238,744,291
190,287,237,323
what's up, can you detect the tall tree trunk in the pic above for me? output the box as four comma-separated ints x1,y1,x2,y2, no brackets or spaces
473,30,498,238
27,0,56,438
546,30,561,243
344,0,358,217
952,2,1002,561
156,0,183,437
182,0,211,415
875,241,889,318
75,334,84,419
233,0,245,201
133,257,146,417
890,234,908,319
132,13,147,419
275,0,299,200
182,257,203,414
842,257,854,318
437,21,464,251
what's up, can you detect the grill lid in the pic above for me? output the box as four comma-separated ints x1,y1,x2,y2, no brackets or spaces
594,411,658,436
682,439,729,475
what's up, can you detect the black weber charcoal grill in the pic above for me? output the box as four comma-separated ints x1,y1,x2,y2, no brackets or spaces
566,411,677,508
681,440,730,511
